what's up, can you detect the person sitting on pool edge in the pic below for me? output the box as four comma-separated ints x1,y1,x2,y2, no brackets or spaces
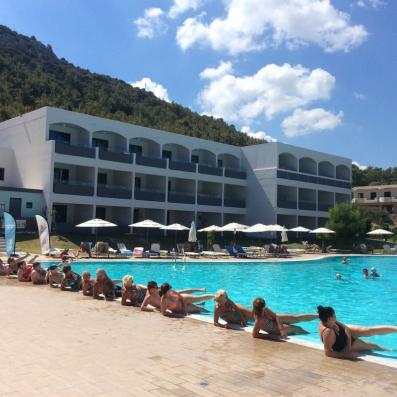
318,305,397,359
61,265,82,291
82,271,94,296
93,269,122,301
252,297,311,340
46,265,64,288
121,275,147,306
159,282,214,316
31,262,47,284
17,261,32,282
141,281,208,312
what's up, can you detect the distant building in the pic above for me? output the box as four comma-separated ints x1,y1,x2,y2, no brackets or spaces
0,107,352,232
352,184,397,220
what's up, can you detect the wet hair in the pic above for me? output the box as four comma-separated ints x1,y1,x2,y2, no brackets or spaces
159,282,171,297
62,265,72,273
32,262,41,269
252,297,266,318
147,280,158,290
317,306,335,323
214,290,228,303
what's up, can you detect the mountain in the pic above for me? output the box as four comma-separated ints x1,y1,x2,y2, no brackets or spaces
0,25,263,146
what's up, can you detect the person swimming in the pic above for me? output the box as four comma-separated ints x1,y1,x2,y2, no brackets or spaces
336,273,343,280
121,275,147,306
370,267,380,277
318,305,397,359
363,268,369,278
341,257,349,264
252,297,311,340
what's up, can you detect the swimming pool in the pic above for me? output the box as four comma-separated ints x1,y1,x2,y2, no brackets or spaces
54,256,397,359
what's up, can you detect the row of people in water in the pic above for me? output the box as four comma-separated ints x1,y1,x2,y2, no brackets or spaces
1,255,397,360
335,267,380,280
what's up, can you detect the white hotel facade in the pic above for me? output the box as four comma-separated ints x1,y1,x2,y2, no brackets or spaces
0,107,352,232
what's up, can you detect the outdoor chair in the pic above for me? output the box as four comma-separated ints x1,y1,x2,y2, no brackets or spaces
94,242,109,257
133,247,144,258
146,243,160,258
383,244,396,254
225,245,247,258
117,243,133,256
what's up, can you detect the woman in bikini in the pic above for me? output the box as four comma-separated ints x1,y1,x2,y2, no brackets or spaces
17,261,32,282
93,269,122,301
82,271,94,296
60,264,82,291
318,306,397,359
121,275,147,306
159,282,214,316
252,297,314,340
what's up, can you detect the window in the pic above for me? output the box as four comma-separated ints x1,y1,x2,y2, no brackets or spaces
129,144,142,155
54,168,69,184
97,173,107,185
370,192,377,199
49,130,71,145
358,193,364,198
384,191,391,198
96,207,106,219
162,150,172,160
26,202,33,209
191,155,199,164
217,159,223,168
92,138,109,150
0,202,5,215
53,205,67,223
134,177,141,191
0,168,4,181
168,180,172,192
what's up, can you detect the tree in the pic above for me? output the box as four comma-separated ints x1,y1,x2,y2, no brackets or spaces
360,207,393,230
326,203,366,242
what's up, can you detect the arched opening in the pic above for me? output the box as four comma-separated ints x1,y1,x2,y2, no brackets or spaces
336,164,350,181
299,157,317,175
92,131,127,152
318,161,335,178
191,148,216,167
129,137,161,158
49,122,90,147
279,153,298,172
162,143,190,162
218,153,240,169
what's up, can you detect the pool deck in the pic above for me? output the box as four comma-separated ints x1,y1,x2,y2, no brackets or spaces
1,278,396,397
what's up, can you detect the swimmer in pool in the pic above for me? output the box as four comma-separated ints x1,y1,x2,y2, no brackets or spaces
341,257,349,264
363,268,369,279
370,267,380,278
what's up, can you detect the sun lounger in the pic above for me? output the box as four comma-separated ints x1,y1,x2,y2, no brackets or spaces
117,243,133,257
226,245,247,258
201,251,227,258
133,247,144,258
383,244,396,254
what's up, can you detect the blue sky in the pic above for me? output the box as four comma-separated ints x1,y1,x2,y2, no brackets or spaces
1,0,396,168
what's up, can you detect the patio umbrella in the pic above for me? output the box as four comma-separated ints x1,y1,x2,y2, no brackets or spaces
310,227,336,250
243,223,269,233
198,225,222,232
76,218,117,243
220,222,248,243
129,219,164,248
366,229,393,236
288,226,311,233
161,223,189,248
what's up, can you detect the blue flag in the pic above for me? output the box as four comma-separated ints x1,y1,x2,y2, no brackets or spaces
3,212,16,256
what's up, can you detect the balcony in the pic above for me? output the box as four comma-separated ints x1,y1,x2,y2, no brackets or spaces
169,160,196,173
224,168,246,179
198,164,223,176
168,192,195,204
136,155,166,169
53,181,94,196
224,198,246,208
318,203,334,212
197,194,222,206
55,142,96,158
277,200,297,209
298,201,316,211
134,189,165,202
379,197,397,203
97,185,132,199
98,149,133,164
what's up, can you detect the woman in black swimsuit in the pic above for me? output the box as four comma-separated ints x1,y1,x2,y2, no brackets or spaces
318,306,397,359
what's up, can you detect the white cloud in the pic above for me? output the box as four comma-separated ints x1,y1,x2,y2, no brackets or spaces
169,0,206,19
356,0,385,9
198,62,336,123
241,126,277,142
282,108,343,137
130,77,170,102
176,0,368,55
133,8,167,39
353,91,366,100
352,160,368,170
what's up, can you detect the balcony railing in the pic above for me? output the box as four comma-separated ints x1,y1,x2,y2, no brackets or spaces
168,192,195,204
169,160,196,173
97,185,132,199
298,201,316,211
134,189,165,202
53,181,94,196
318,203,334,212
224,168,246,179
223,198,246,208
136,155,166,169
55,142,96,158
277,200,297,209
98,149,133,164
198,164,223,176
197,194,222,206
277,170,351,189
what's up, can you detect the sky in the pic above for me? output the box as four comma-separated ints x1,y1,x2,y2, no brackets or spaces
1,0,396,168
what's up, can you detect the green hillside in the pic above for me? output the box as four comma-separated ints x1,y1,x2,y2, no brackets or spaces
0,25,262,146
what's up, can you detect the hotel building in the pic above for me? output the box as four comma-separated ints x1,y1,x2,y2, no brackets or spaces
0,107,352,232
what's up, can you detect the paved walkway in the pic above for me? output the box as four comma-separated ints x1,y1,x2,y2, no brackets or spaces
0,279,396,397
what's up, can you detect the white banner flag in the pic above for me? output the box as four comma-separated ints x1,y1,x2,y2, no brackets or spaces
35,215,50,254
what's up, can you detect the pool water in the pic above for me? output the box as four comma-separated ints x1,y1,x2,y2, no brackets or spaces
56,256,397,359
